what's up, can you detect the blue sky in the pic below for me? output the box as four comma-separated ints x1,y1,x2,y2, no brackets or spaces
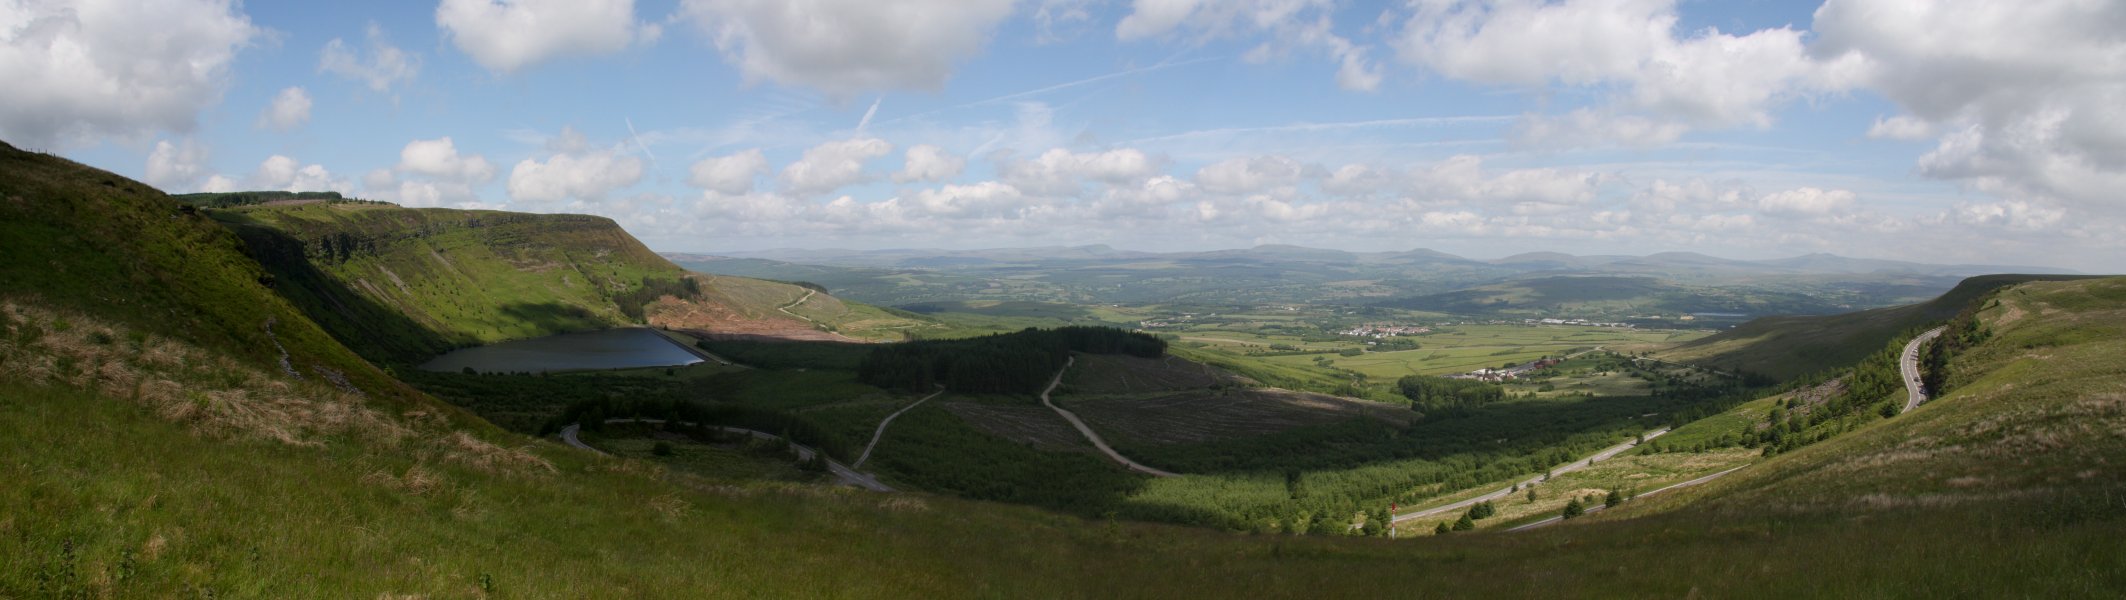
6,0,2122,271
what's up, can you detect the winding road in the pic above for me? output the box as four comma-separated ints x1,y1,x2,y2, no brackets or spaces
853,389,945,469
1040,357,1181,477
561,420,893,492
778,289,818,322
1392,426,1669,524
1502,326,1949,531
1901,326,1948,413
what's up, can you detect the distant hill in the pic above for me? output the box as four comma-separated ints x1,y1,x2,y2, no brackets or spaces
213,202,689,364
1658,274,2103,379
216,202,933,362
673,245,2074,309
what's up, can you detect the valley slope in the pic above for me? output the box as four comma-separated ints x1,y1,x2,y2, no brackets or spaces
4,141,2122,597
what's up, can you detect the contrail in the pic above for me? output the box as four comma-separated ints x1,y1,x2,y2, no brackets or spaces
625,117,658,167
856,96,882,136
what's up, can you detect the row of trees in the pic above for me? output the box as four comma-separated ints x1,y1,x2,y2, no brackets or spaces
857,326,1165,393
1395,375,1506,417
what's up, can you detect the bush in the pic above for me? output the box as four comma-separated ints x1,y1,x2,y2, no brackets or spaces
651,441,675,457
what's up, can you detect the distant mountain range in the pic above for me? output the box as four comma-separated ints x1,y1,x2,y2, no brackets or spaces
692,245,2073,278
664,245,2076,316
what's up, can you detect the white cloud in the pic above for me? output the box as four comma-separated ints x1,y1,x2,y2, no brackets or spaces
319,23,420,93
688,149,769,194
249,155,351,194
1195,155,1307,194
397,137,497,184
1000,148,1161,196
1947,200,2066,232
145,138,212,190
0,0,257,146
679,0,1017,96
893,144,966,183
257,87,312,131
1813,0,2126,216
509,149,645,205
436,0,647,74
1393,0,1859,144
1866,115,1934,141
1755,187,1856,217
908,181,1031,218
780,137,893,195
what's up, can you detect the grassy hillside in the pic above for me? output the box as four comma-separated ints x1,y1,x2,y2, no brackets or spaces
1658,274,2099,379
5,142,2124,596
211,202,684,364
1594,277,2126,568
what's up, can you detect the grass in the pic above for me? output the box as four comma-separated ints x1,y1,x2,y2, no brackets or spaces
213,202,680,364
1657,274,2101,380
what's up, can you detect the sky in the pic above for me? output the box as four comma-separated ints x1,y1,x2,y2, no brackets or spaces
4,0,2122,272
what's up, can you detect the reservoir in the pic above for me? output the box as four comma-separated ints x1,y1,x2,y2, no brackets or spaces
418,328,704,374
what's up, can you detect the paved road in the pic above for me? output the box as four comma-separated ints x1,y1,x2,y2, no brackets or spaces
853,389,945,468
560,420,893,492
1040,357,1181,477
1509,465,1748,531
1392,427,1669,524
1901,326,1949,413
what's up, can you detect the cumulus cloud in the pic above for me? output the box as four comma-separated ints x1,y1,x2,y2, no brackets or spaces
361,137,499,207
679,0,1017,95
1195,155,1307,195
1813,0,2126,216
145,138,213,190
436,0,649,74
0,0,257,146
1000,148,1161,196
781,137,893,195
1755,187,1856,217
1866,115,1934,141
1393,0,1861,145
509,150,645,205
909,181,1031,218
257,87,312,131
893,145,966,183
398,137,498,183
688,149,769,194
252,155,352,194
319,23,420,92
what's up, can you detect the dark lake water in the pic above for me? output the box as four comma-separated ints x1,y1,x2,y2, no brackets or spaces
418,328,703,374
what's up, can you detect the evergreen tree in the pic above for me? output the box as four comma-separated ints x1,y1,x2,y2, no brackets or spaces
1604,489,1623,508
1526,487,1538,503
1435,522,1451,535
1562,498,1585,519
1452,513,1474,531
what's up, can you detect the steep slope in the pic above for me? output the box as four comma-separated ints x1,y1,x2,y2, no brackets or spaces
1659,274,2099,379
211,202,683,364
1606,278,2126,551
0,143,432,414
5,142,2124,597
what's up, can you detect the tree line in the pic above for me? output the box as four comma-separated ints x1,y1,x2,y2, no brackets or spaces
857,326,1166,394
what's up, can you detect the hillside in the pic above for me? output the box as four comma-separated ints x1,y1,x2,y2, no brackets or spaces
1658,274,2099,379
209,201,933,363
5,142,2122,597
